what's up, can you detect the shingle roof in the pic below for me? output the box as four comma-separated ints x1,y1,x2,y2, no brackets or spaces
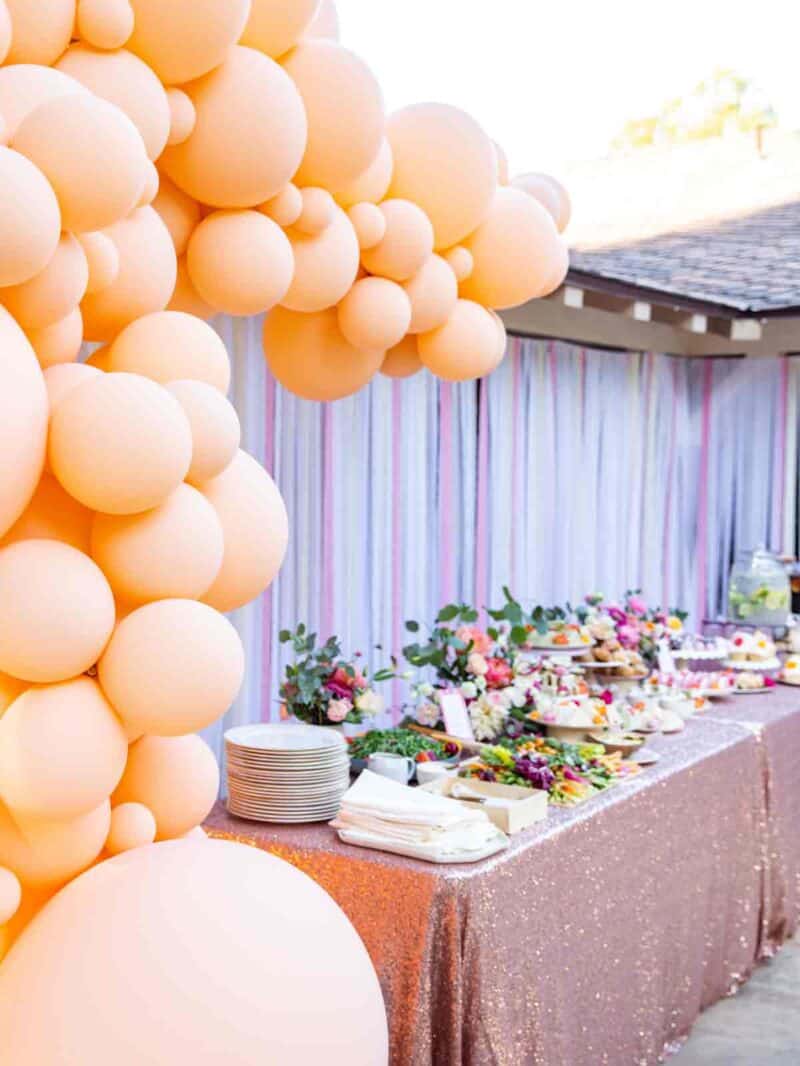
569,199,800,314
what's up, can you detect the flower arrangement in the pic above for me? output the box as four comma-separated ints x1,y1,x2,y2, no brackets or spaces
575,590,687,667
278,624,391,727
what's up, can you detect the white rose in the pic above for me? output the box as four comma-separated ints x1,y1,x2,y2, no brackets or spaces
415,701,440,727
508,687,527,708
467,652,488,676
460,681,478,700
354,689,384,716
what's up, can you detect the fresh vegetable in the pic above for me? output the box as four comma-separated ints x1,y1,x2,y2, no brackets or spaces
347,729,460,764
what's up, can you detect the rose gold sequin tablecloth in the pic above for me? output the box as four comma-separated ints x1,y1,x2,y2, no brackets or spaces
206,717,767,1066
706,685,800,954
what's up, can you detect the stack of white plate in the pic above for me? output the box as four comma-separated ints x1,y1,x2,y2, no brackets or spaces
225,723,350,823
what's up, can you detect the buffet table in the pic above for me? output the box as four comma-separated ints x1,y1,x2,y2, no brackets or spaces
207,715,776,1066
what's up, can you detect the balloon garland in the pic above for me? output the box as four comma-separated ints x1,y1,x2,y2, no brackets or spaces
0,1,570,1059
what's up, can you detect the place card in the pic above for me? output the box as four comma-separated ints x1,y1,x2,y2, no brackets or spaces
438,689,475,741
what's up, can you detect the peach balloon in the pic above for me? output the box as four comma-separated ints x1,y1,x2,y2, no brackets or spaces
295,187,335,235
460,187,565,310
0,540,115,683
305,0,340,41
105,802,156,856
167,256,215,321
152,175,200,257
0,867,21,925
360,199,434,283
127,0,251,85
283,41,384,190
443,245,474,283
0,65,86,141
0,147,61,287
512,171,572,233
259,183,303,228
488,309,508,362
281,204,359,313
108,311,230,392
264,305,383,402
83,344,112,370
76,0,133,49
166,380,241,485
0,308,48,539
0,840,388,1063
13,94,148,233
77,231,119,295
0,678,127,821
160,46,307,209
337,276,411,352
417,298,504,382
380,334,423,379
0,799,110,890
347,202,386,250
0,2,10,65
538,236,570,296
136,160,159,208
98,598,244,736
112,734,219,839
165,88,196,146
493,140,510,185
187,210,294,316
241,0,320,58
56,43,170,161
91,483,224,605
43,362,102,409
387,103,497,249
333,137,392,208
27,307,84,369
402,254,458,334
0,472,92,553
4,0,74,65
200,449,289,611
81,205,177,342
49,371,192,515
1,232,88,330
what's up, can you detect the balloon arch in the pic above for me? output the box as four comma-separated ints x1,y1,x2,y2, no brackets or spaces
0,1,569,1060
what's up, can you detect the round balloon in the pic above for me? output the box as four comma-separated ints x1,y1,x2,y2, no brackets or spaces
512,171,572,233
98,598,244,736
13,93,149,233
56,43,170,161
43,362,102,410
107,311,230,392
159,46,307,209
0,147,61,287
295,187,335,235
0,677,127,821
264,305,382,402
27,307,84,369
402,254,458,333
380,334,422,379
126,0,251,85
332,137,392,207
166,380,241,485
417,298,504,382
360,199,434,283
259,183,303,228
387,103,497,249
241,0,320,58
75,0,134,49
165,88,196,145
187,210,294,316
304,0,339,41
167,256,215,320
0,472,93,553
347,202,386,250
80,206,177,342
0,540,115,683
77,231,120,295
281,204,359,313
4,0,75,65
90,483,224,605
112,734,219,839
0,800,110,893
49,371,192,515
152,176,200,258
199,449,289,612
282,41,384,190
337,276,410,352
442,245,473,283
0,64,86,143
105,803,157,856
1,232,88,330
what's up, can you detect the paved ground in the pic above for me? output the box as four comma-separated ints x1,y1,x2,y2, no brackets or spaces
673,940,800,1064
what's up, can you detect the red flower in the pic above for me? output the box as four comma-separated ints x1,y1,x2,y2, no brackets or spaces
484,657,513,688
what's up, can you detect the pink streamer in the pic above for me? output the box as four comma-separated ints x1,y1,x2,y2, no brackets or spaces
438,382,455,603
391,380,403,724
321,403,335,640
510,338,521,586
695,362,714,625
261,370,276,721
475,378,489,617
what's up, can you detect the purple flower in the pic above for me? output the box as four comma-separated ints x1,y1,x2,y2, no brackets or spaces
608,606,626,625
325,679,353,700
627,594,647,615
617,624,641,649
513,754,555,791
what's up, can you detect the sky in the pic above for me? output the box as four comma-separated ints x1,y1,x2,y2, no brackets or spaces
335,0,800,176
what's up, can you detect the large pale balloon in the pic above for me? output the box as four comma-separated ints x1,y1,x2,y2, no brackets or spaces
81,206,177,342
98,598,245,736
187,210,294,316
4,0,75,65
387,103,497,249
283,41,384,190
105,802,156,856
1,232,88,330
337,276,411,352
0,799,110,891
0,65,86,141
241,0,320,58
0,309,48,539
112,734,219,839
0,840,388,1065
281,204,360,312
27,307,84,369
360,199,434,283
402,254,458,333
0,147,61,287
56,44,171,161
166,380,241,485
0,678,127,821
126,0,251,85
0,540,115,683
512,172,572,233
108,311,230,392
460,187,565,309
199,449,289,612
380,334,423,379
152,176,201,257
90,483,224,606
13,94,149,233
0,472,93,553
42,362,102,410
264,305,383,402
49,371,192,515
417,298,504,382
160,46,307,209
333,137,392,207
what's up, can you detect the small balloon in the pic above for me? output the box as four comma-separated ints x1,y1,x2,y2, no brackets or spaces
402,254,458,334
165,88,196,146
442,245,474,283
26,308,84,370
360,199,434,283
77,231,120,295
108,311,230,392
281,204,359,313
259,184,303,228
240,0,320,58
1,232,88,330
380,334,423,379
337,276,411,352
512,172,572,233
417,298,504,382
166,380,241,485
347,202,386,250
295,187,335,235
105,803,156,856
76,0,134,49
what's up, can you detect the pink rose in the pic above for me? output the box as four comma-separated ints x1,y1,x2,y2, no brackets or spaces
617,624,641,649
467,652,488,676
484,657,513,689
327,698,352,723
627,595,647,616
456,625,491,655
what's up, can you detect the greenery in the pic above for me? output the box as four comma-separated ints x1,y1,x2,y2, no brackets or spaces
347,729,460,763
402,602,482,683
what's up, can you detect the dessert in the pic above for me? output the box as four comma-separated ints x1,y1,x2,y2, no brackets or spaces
781,658,800,685
526,621,592,649
672,634,729,661
734,671,771,692
645,669,735,695
728,629,778,663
